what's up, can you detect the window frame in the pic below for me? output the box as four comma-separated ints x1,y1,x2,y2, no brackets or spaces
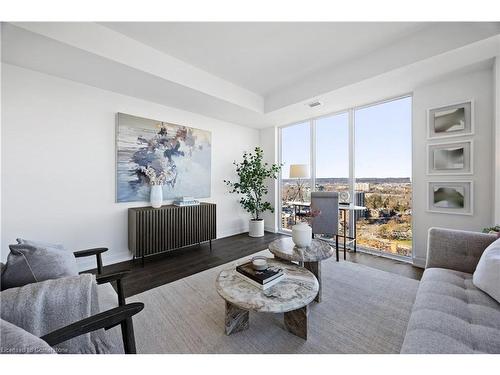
278,93,413,259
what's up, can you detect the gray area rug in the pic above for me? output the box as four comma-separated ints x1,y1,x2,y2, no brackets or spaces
129,250,419,353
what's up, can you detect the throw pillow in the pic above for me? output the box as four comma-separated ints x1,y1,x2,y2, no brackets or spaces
0,319,56,354
473,238,500,303
1,242,78,290
16,238,65,249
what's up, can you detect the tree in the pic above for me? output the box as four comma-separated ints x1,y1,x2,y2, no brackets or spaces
224,147,282,220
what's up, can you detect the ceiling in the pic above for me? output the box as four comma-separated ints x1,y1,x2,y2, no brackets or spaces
100,22,427,96
2,22,500,128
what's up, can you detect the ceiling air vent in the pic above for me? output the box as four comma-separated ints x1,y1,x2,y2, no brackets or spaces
307,100,322,108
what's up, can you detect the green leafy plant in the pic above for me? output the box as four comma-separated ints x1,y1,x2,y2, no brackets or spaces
482,225,500,234
224,147,282,221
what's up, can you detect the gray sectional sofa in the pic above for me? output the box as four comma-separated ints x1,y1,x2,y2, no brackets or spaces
401,228,500,354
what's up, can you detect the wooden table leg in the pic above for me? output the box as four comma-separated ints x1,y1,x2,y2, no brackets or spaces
304,261,321,302
284,305,308,340
224,301,249,335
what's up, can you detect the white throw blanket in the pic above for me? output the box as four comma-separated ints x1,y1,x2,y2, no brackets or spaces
0,274,119,354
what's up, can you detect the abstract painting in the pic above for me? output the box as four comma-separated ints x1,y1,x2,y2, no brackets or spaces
428,101,473,139
428,181,472,215
116,113,211,203
427,140,472,175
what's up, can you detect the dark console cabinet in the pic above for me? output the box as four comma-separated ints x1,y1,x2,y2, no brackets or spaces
128,203,216,264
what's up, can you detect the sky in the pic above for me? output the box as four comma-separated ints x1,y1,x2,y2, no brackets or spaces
281,96,412,179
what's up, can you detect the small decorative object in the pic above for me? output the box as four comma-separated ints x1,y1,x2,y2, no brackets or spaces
224,147,282,238
236,261,284,290
482,225,500,235
150,185,163,208
289,164,309,202
292,221,312,248
141,166,168,208
173,197,200,206
427,140,473,175
251,256,268,271
339,191,351,204
116,113,211,203
428,100,473,139
427,181,473,215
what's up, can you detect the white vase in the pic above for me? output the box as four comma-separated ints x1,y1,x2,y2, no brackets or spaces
292,222,312,248
249,219,264,237
150,185,163,208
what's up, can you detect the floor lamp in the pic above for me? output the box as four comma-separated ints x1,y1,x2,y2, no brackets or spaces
289,164,309,202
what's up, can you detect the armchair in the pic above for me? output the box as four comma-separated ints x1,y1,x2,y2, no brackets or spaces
72,247,138,353
74,247,108,275
1,244,143,354
40,302,144,353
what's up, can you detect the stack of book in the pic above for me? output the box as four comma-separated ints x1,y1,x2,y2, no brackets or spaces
173,197,200,206
236,261,284,290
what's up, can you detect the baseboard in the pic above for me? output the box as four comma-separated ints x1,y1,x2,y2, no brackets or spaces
217,226,248,239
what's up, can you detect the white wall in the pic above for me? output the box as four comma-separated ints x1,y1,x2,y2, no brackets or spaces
259,126,279,233
412,67,495,266
1,64,259,270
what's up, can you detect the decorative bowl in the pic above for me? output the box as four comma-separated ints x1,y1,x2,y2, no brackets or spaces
251,256,268,271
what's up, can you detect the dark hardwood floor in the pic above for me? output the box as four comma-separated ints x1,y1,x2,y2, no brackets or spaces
98,232,283,297
95,232,422,298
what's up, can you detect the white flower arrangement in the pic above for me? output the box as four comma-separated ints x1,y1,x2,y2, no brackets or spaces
140,166,168,186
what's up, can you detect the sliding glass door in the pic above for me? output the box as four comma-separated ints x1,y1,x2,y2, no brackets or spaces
278,96,412,259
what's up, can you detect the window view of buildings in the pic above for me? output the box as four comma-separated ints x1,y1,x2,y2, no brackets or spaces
280,96,412,258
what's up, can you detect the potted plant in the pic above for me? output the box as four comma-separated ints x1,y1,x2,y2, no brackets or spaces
225,147,281,237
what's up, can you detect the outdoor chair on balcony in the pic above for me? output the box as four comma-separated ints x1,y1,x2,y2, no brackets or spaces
311,192,341,261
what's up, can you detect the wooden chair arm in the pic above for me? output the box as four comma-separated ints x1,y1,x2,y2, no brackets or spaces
96,270,130,306
95,270,130,284
73,248,108,275
40,303,144,354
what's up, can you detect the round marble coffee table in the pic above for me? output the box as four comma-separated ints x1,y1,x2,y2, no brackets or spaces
216,259,318,339
268,237,334,303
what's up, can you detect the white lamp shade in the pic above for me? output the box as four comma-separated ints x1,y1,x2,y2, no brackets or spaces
289,164,309,178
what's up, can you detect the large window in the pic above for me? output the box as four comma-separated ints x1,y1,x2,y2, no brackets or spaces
315,112,349,193
279,96,412,258
354,97,412,257
280,122,311,230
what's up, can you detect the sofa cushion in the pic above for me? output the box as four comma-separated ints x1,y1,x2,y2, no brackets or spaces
473,238,500,303
1,242,78,290
0,319,56,354
401,268,500,354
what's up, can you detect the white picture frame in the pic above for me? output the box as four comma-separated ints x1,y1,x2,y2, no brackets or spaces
427,100,474,140
427,181,473,215
426,140,473,175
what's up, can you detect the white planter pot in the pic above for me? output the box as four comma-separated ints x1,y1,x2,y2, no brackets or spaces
150,185,163,208
292,222,312,248
249,219,264,237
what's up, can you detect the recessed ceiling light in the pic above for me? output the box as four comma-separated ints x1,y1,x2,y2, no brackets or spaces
307,100,323,108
